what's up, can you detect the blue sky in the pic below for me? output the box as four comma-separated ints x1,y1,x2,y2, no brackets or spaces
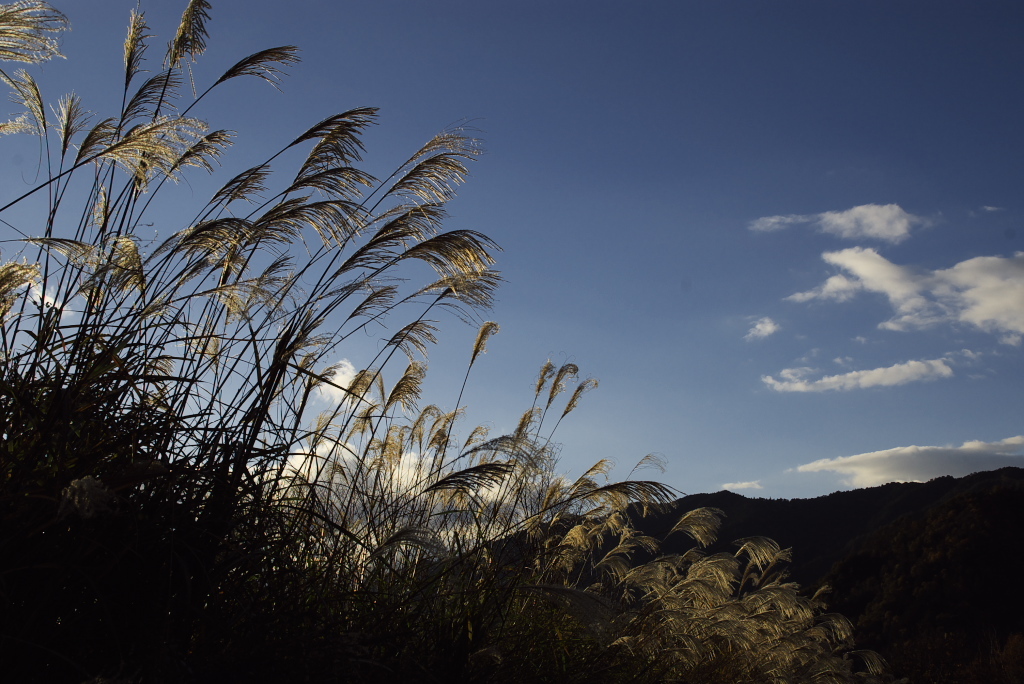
8,0,1024,498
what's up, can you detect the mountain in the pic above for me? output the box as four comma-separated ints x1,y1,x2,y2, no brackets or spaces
647,467,1024,586
636,467,1024,683
822,477,1024,682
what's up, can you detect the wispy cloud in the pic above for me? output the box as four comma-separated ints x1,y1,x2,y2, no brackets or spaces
722,480,763,491
745,316,780,341
749,203,925,244
762,357,953,392
749,213,812,232
796,436,1024,487
788,248,1024,340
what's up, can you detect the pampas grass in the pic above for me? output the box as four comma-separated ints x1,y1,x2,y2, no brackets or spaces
0,3,885,682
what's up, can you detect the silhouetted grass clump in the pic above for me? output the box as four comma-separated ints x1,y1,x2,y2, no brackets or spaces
0,2,886,682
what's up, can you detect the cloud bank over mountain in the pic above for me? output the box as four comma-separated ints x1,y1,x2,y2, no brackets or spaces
796,436,1024,487
722,480,763,491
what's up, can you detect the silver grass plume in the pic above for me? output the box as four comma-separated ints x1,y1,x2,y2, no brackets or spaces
0,1,66,65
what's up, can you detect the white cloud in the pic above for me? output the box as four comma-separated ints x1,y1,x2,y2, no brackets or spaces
786,248,931,327
786,273,863,303
749,204,925,244
1000,334,1022,346
29,285,78,321
762,357,953,392
288,438,434,495
286,437,358,483
982,206,1004,212
316,359,358,405
722,480,763,491
777,366,816,382
936,253,1024,337
745,316,780,341
748,214,812,232
816,204,924,243
790,249,1024,340
796,436,1024,487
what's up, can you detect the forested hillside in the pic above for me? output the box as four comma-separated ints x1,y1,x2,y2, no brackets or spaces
639,468,1024,683
826,480,1024,682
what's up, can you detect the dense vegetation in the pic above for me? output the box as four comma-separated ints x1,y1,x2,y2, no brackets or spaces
0,2,884,682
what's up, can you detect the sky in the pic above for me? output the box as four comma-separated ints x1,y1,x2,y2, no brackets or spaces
5,0,1024,499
